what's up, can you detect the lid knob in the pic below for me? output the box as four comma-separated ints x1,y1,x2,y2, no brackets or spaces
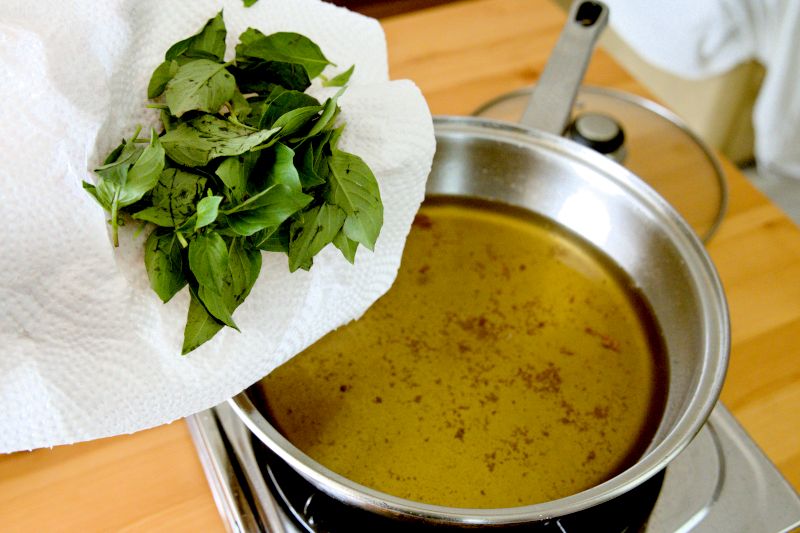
567,112,626,162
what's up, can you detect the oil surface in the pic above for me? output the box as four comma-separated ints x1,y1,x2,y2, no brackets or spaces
255,197,667,508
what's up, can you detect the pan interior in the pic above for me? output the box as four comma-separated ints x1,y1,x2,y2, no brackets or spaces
251,195,668,508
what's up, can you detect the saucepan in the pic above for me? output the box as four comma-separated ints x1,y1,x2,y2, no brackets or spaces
230,0,729,527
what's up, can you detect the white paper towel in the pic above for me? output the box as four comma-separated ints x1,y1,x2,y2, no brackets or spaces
0,0,434,452
603,0,800,180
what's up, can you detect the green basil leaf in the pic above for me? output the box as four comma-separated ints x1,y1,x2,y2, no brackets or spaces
307,124,343,176
230,60,311,93
96,179,120,211
132,168,206,227
195,195,223,230
166,12,227,62
181,237,262,353
243,0,259,6
288,203,346,272
328,125,345,152
118,129,165,207
160,109,177,132
230,88,252,121
305,90,342,139
215,155,254,203
95,138,141,179
236,29,331,79
327,150,383,250
322,65,354,87
224,184,312,236
259,90,320,129
296,143,326,188
144,229,187,303
182,287,224,355
228,237,262,304
188,231,229,294
197,284,237,329
160,115,279,167
267,143,302,191
148,60,179,99
165,59,235,118
102,140,126,165
333,229,358,264
272,105,322,140
251,223,289,252
132,206,173,228
82,181,111,211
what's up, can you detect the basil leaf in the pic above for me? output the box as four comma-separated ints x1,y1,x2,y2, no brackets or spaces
181,236,263,353
82,181,111,211
88,130,164,246
267,143,302,191
230,88,252,120
160,115,279,167
144,229,187,303
197,284,237,329
132,169,206,227
117,130,165,207
165,59,235,118
228,237,262,304
95,138,141,178
195,195,223,230
160,109,177,132
96,179,120,211
328,125,346,151
288,203,346,272
333,229,359,264
224,184,312,236
322,65,354,87
296,143,326,188
272,105,322,140
236,29,331,78
259,90,320,129
304,91,341,139
182,287,224,355
102,140,126,165
251,223,289,252
166,12,227,62
243,0,258,6
215,155,254,203
231,60,311,93
188,231,229,294
133,206,174,227
148,60,179,99
327,150,383,250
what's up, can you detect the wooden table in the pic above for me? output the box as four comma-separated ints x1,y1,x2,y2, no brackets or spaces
2,0,798,530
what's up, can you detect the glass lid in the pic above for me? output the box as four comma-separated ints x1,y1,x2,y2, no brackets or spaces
473,86,728,243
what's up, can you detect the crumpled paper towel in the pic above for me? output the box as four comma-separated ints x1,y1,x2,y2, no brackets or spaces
603,0,800,180
0,0,434,452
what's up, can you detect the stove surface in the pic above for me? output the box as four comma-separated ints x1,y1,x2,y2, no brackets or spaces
188,403,800,532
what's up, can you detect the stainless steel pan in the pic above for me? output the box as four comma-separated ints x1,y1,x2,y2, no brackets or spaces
230,1,729,526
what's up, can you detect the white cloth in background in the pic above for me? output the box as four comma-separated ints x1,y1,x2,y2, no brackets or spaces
0,0,434,452
604,0,800,180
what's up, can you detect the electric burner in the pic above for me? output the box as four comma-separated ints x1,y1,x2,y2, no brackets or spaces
188,402,800,532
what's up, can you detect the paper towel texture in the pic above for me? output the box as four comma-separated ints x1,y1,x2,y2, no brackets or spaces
0,0,434,452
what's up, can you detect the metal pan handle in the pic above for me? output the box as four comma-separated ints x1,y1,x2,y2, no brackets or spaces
520,1,609,135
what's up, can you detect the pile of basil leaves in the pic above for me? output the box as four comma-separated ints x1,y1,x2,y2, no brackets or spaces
83,13,382,354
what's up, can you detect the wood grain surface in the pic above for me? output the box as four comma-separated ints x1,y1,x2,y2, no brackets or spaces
1,0,797,530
